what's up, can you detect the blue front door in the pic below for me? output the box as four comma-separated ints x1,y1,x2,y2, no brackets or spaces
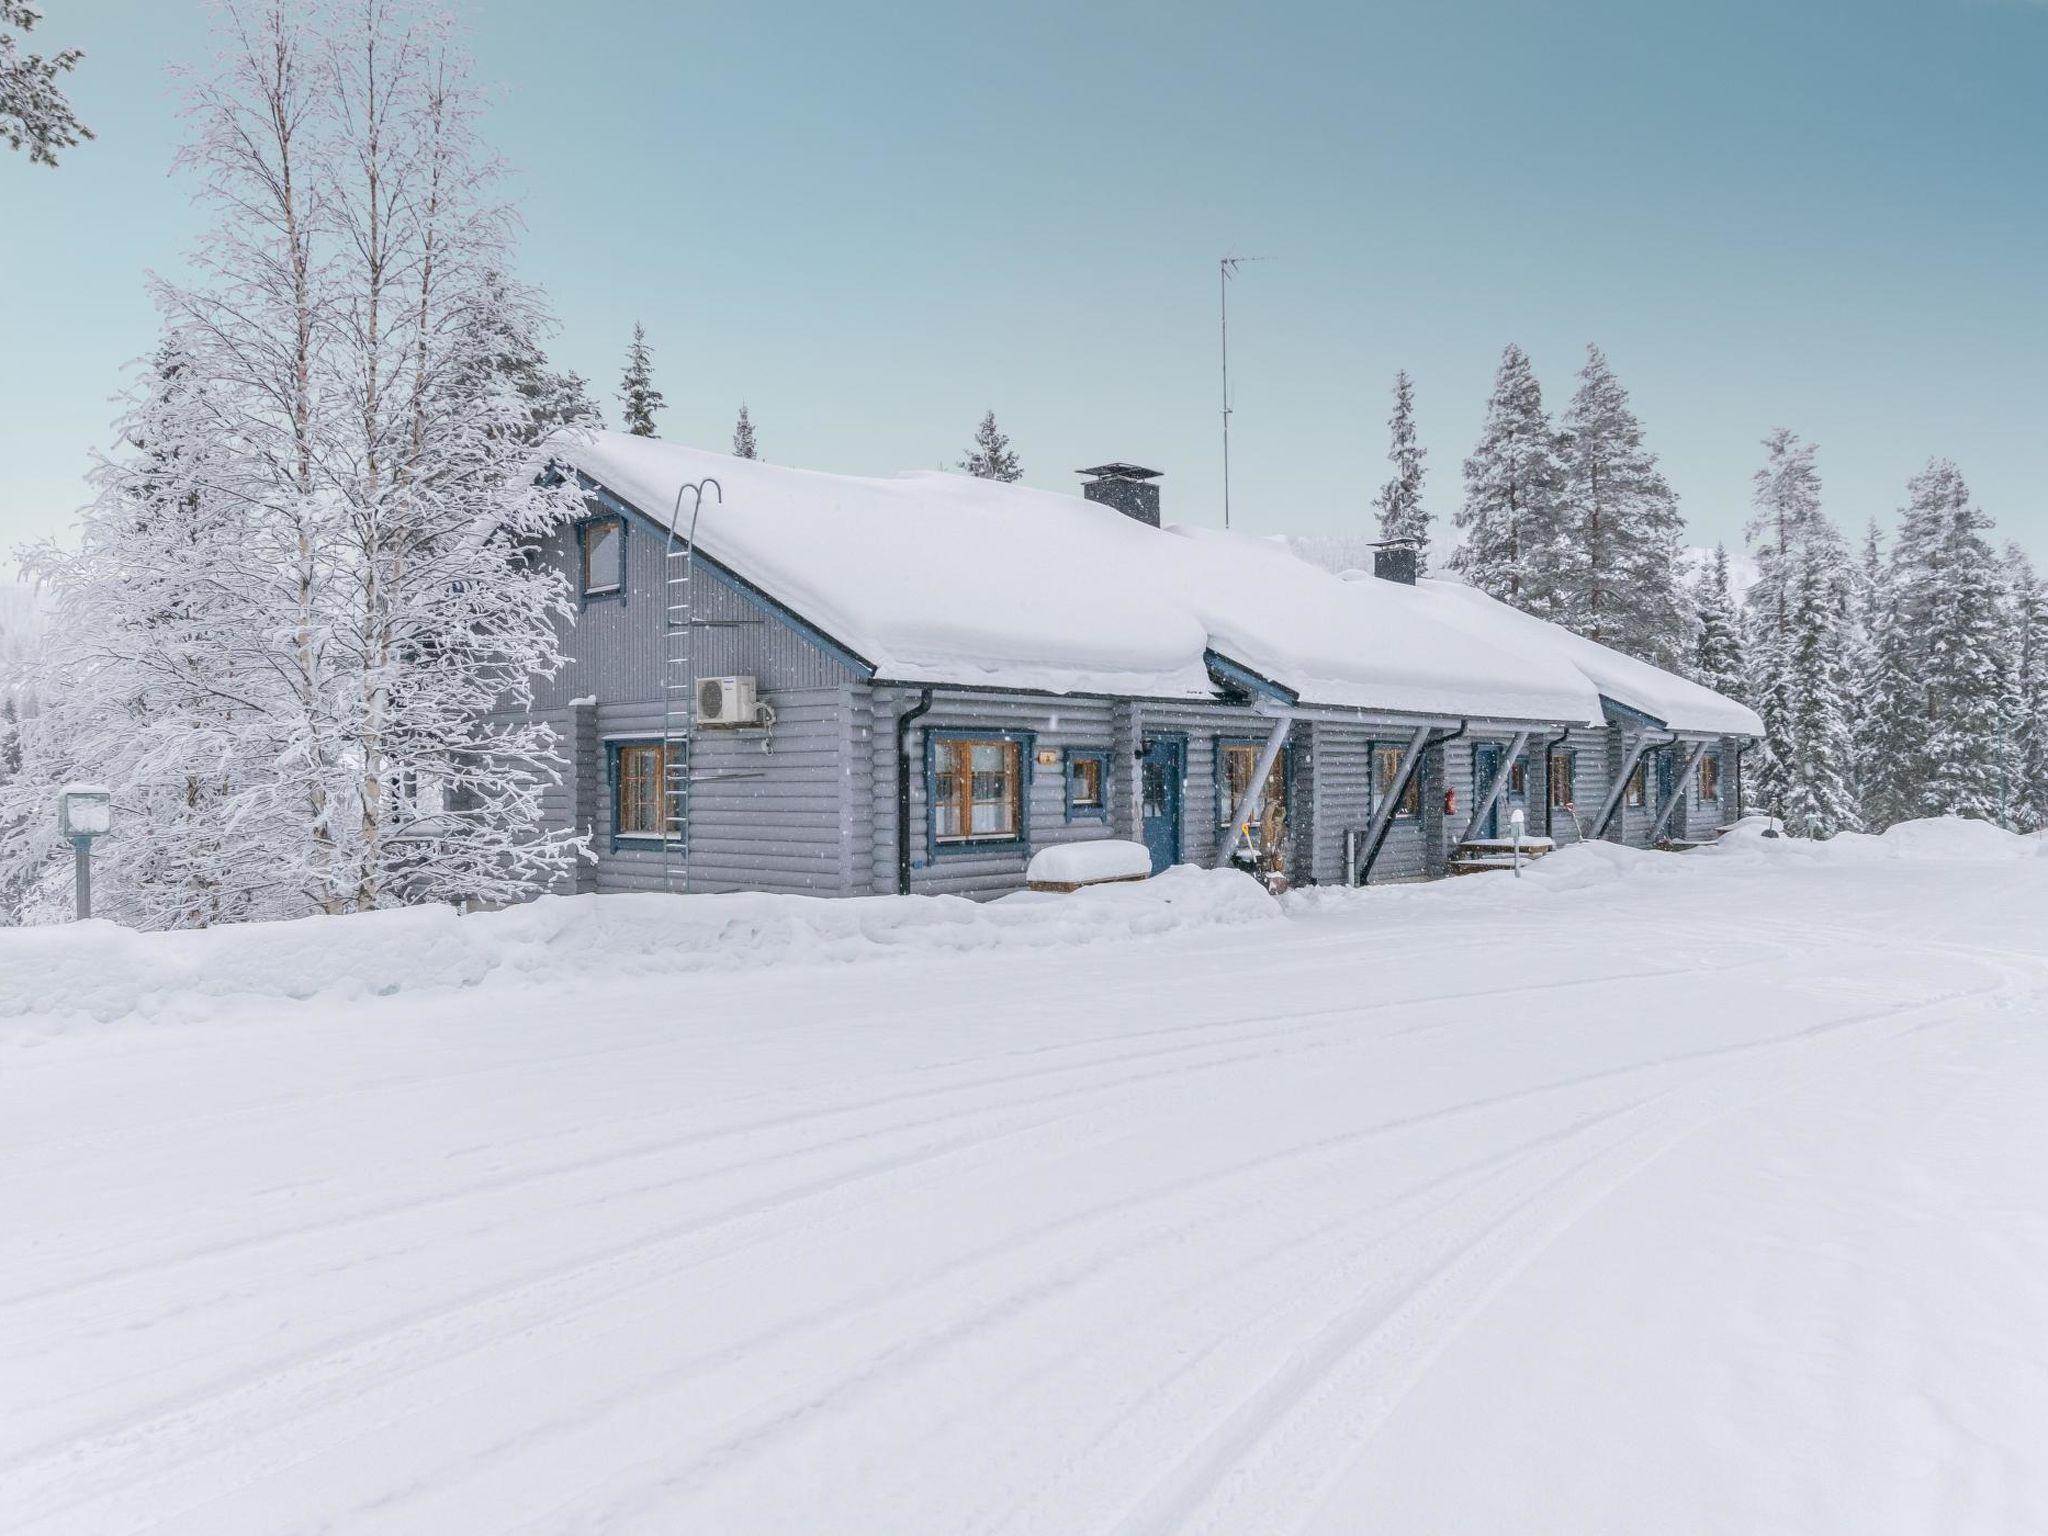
1140,737,1184,873
1472,744,1501,839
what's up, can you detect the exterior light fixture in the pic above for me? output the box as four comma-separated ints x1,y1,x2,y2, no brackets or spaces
57,784,112,920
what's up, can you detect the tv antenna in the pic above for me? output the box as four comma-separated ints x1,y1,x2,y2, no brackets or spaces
1219,254,1268,530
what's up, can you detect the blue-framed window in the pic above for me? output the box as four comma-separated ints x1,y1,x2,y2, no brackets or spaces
1064,748,1110,822
606,739,677,850
1373,743,1422,818
578,513,625,603
926,730,1034,856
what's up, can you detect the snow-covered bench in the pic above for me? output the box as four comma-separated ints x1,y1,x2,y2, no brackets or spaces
1026,840,1153,893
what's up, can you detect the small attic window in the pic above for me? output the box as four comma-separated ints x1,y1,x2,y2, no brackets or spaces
580,515,624,599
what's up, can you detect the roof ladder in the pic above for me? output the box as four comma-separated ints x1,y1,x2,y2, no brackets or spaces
661,476,723,894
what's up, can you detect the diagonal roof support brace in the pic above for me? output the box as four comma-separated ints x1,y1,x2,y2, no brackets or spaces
1590,730,1677,841
1460,729,1533,844
1649,739,1711,844
1214,714,1295,870
1351,723,1435,886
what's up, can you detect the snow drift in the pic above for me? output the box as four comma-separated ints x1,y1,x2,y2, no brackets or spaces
0,867,1278,1025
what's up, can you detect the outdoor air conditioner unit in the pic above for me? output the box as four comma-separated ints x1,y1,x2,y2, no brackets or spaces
696,675,761,727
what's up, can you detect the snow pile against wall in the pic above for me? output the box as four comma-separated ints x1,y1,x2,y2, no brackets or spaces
558,433,1604,723
0,867,1278,1026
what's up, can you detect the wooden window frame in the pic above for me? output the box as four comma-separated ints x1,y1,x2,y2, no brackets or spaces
1063,748,1109,822
1374,744,1422,820
578,514,625,602
1548,750,1576,809
927,731,1032,855
1625,757,1649,809
608,739,676,846
1507,756,1528,798
1698,752,1721,802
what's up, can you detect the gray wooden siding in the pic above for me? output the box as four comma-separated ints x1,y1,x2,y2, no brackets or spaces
1537,727,1611,847
587,686,861,896
530,509,861,714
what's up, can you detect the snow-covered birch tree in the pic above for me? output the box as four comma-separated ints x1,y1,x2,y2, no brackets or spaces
1371,369,1429,572
1452,344,1567,618
1,1,91,165
1555,345,1687,666
1,0,581,926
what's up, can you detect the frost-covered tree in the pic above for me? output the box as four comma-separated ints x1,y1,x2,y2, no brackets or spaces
1689,544,1746,701
1914,465,2005,821
1778,545,1861,838
960,409,1021,482
1,1,91,166
2,0,581,926
732,401,758,459
1741,430,1850,823
1555,346,1687,666
1453,344,1567,617
1856,460,2006,830
1744,429,1835,643
468,271,599,445
619,321,664,437
1371,369,1429,572
2001,546,2048,833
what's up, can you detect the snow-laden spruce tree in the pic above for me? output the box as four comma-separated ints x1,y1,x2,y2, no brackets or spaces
619,321,664,436
1,0,581,926
468,271,599,445
961,410,1022,482
1371,370,1429,572
732,402,758,459
1452,344,1567,617
1913,464,2006,821
1,1,91,165
1845,519,1888,814
1689,545,1746,700
1778,546,1861,838
2000,546,2048,833
1740,430,1849,824
1555,346,1688,666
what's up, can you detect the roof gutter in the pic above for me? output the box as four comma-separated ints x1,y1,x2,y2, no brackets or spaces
895,688,935,895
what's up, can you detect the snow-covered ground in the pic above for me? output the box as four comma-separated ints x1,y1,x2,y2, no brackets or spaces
5,823,2048,1534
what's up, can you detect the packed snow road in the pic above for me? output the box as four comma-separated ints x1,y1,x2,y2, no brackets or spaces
4,823,2048,1534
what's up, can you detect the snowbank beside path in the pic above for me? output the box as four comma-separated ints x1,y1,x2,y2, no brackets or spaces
0,866,1278,1026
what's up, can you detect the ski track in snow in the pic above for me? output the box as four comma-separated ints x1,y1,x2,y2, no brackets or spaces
4,845,2048,1533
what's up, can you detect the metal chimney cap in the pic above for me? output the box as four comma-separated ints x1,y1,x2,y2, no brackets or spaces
1077,463,1162,481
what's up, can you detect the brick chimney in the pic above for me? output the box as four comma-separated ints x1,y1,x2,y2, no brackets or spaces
1078,463,1162,528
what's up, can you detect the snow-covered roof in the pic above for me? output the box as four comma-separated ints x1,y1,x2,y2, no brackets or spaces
1412,578,1765,737
556,432,1607,723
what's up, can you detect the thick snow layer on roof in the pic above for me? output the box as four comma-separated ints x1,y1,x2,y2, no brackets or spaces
1412,577,1764,736
558,432,1602,723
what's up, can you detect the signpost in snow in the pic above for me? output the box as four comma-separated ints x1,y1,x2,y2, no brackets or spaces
1509,806,1526,878
57,785,111,920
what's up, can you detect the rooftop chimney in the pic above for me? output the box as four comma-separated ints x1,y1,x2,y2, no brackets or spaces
1079,463,1162,528
1372,537,1421,585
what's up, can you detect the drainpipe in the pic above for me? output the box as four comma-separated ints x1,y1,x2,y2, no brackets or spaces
895,688,934,895
1733,739,1747,822
1536,724,1572,839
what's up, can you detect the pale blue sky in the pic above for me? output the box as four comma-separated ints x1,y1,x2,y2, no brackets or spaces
2,0,2044,557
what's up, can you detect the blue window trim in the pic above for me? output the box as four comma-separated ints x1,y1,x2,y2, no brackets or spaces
605,737,674,853
924,728,1036,860
576,512,627,609
1063,747,1111,823
1369,739,1423,820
